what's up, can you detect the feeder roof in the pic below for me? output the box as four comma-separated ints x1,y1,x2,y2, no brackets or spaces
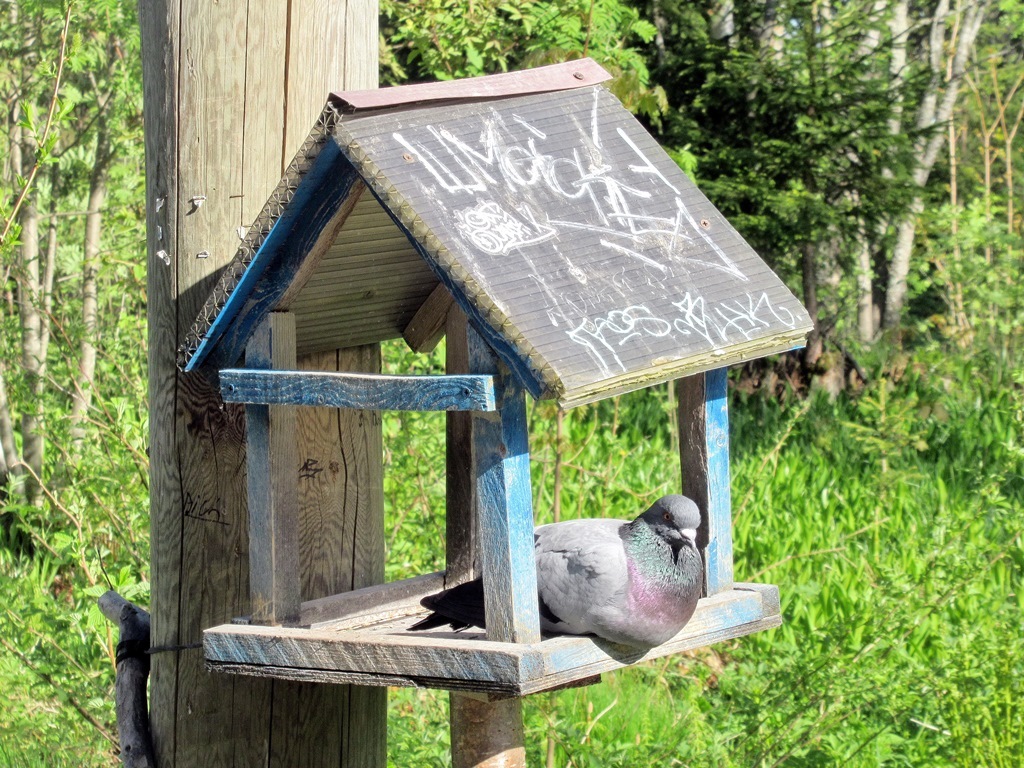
181,59,812,408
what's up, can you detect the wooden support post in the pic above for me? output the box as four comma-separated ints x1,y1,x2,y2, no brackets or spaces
141,0,383,764
450,697,527,768
245,313,300,625
467,324,541,645
446,307,477,586
676,368,735,596
445,320,536,768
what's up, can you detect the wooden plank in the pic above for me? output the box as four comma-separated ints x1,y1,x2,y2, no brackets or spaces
301,571,447,628
203,584,780,695
468,325,541,645
445,308,478,586
403,283,455,353
220,369,497,412
331,58,612,111
676,368,734,596
245,313,301,625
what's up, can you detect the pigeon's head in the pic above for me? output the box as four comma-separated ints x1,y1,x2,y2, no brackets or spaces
638,495,701,552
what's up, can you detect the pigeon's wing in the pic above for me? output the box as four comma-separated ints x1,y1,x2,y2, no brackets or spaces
411,579,486,631
533,519,630,635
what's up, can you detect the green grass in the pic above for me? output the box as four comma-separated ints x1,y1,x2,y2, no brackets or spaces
1,339,1021,766
380,340,1024,766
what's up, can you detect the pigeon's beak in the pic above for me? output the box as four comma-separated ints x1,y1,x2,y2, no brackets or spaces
682,528,697,545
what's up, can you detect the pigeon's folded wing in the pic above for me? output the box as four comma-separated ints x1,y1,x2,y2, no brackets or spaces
533,518,630,635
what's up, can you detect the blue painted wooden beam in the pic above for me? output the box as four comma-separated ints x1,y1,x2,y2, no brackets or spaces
468,324,542,644
220,369,496,412
676,367,734,596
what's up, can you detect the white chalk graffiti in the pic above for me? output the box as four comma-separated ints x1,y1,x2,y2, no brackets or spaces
567,306,672,375
393,102,747,281
455,200,556,255
673,291,798,344
568,292,799,373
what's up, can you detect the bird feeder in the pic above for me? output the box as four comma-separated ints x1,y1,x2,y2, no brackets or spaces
182,59,812,697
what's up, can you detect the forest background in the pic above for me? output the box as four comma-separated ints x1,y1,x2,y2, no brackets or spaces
1,0,1022,765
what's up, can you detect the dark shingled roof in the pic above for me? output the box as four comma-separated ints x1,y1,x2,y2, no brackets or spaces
181,59,812,408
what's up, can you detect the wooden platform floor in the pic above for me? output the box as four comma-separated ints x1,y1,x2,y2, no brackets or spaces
204,575,781,698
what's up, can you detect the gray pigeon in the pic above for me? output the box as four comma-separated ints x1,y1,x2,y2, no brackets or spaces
410,495,703,648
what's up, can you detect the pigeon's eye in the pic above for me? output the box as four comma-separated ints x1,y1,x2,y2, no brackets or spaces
663,511,671,522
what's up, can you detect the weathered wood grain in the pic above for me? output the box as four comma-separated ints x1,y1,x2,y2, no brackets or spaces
270,7,385,762
169,1,274,761
451,696,526,768
139,0,182,763
445,308,478,586
468,326,541,645
403,283,455,353
203,583,781,696
188,145,365,371
220,369,497,412
302,571,447,629
335,86,813,408
676,369,735,596
288,345,386,768
142,0,383,764
245,313,300,625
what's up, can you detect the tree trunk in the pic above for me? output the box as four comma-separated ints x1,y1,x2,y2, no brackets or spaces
70,121,111,452
882,0,989,330
17,196,45,505
801,241,822,366
0,368,14,490
855,237,877,343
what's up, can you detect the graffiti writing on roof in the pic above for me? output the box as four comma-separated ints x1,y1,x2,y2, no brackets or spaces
391,88,746,284
567,291,800,376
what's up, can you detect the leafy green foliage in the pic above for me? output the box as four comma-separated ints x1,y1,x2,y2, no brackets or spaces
384,343,1023,767
380,0,667,120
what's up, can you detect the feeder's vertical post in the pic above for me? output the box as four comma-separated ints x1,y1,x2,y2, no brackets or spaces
141,0,384,763
676,368,735,596
245,312,300,625
467,324,541,643
446,307,477,585
446,322,539,768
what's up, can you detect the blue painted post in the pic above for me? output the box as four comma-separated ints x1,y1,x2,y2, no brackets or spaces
467,324,541,645
676,368,734,596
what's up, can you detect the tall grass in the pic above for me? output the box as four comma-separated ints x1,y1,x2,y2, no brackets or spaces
0,338,1019,766
384,340,1024,766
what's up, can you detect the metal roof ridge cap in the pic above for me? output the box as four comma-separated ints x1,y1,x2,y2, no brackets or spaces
329,58,612,112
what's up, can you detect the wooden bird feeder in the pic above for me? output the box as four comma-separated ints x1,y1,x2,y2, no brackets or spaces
181,59,812,698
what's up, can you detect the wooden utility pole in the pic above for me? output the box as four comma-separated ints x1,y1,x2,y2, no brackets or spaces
140,2,384,766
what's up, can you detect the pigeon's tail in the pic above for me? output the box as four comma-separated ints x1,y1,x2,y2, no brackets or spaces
408,579,487,632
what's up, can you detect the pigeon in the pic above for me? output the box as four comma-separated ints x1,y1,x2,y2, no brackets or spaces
409,494,703,648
